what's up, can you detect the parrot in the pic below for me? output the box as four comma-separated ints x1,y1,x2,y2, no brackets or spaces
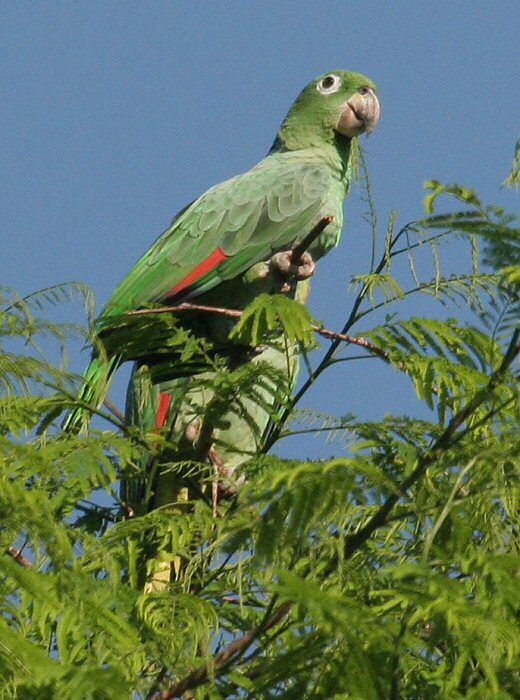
62,70,380,567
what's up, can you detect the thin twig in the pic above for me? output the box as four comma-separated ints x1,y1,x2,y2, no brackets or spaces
222,595,265,607
291,215,334,262
6,546,32,568
127,302,242,319
313,325,388,360
102,398,126,423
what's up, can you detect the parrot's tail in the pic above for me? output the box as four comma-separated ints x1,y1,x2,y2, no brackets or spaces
121,364,199,589
62,353,120,434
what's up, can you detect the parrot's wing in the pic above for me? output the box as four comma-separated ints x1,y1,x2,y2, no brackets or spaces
102,153,334,318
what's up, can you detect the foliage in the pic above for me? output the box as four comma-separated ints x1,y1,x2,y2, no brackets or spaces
230,293,316,347
1,151,519,698
504,138,520,191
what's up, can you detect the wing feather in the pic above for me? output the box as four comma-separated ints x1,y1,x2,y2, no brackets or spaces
101,152,339,319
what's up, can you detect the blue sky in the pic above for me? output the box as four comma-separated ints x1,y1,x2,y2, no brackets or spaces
2,2,518,457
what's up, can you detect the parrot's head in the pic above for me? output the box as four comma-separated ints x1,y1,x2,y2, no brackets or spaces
273,70,380,152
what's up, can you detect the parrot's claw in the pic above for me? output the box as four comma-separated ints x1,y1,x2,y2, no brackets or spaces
269,250,316,291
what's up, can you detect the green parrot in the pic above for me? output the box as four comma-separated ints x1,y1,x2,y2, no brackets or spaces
65,71,378,530
63,69,379,438
64,68,380,585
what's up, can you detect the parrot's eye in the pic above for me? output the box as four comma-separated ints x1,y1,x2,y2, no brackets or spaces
317,74,342,95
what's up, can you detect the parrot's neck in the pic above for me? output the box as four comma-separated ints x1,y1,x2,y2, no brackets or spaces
269,133,353,188
333,133,354,183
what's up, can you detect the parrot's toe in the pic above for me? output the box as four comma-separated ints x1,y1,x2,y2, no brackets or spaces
184,417,201,443
294,251,316,280
209,446,245,508
269,250,316,286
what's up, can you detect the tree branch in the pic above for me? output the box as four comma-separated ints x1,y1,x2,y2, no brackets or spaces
148,329,518,699
151,601,292,699
126,303,389,361
6,546,32,568
342,328,520,557
102,398,126,423
263,221,417,450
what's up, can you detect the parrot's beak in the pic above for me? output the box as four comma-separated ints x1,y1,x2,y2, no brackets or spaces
337,87,381,137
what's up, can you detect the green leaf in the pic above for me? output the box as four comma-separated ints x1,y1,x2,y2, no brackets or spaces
229,293,316,347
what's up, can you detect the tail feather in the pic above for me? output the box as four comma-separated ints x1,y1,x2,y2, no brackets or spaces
62,353,120,433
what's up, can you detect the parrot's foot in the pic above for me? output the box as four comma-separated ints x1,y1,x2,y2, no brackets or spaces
269,250,316,292
184,417,202,444
209,446,245,514
185,418,245,512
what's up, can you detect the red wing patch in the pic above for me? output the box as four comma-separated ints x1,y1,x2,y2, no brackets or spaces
155,392,173,429
164,247,228,299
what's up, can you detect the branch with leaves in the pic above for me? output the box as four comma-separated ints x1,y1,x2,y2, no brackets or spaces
144,329,519,699
126,300,390,361
1,157,519,699
151,601,292,700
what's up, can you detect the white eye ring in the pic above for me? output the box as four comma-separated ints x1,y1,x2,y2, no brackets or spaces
317,74,342,95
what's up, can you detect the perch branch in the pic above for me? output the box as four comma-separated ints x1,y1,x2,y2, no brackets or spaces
290,214,333,262
126,303,388,361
